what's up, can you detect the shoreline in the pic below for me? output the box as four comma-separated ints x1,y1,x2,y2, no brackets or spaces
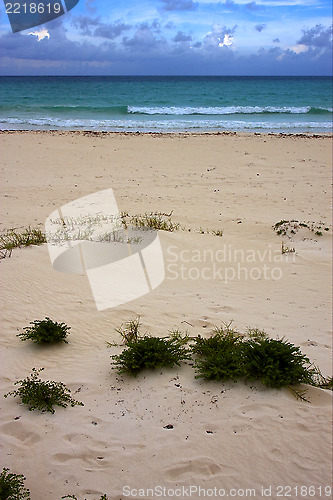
1,129,332,138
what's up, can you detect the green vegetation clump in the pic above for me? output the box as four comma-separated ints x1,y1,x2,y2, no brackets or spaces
0,227,46,258
17,318,70,344
242,337,315,388
191,327,245,381
191,325,317,389
111,333,191,376
4,368,84,414
273,219,330,237
110,320,331,398
0,468,30,500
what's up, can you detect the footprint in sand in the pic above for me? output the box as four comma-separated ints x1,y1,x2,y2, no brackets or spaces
1,421,42,446
163,457,223,481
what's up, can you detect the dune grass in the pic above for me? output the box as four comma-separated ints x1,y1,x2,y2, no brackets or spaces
0,226,46,259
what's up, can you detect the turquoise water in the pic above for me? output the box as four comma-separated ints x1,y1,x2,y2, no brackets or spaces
0,76,332,133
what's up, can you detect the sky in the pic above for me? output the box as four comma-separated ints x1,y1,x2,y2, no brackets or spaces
0,0,332,75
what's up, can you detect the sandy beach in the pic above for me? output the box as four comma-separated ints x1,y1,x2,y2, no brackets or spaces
0,131,332,500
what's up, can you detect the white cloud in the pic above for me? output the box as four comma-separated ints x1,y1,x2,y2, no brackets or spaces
219,34,234,46
28,29,50,41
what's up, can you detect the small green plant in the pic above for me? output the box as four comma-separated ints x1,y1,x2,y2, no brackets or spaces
211,229,223,237
17,318,71,344
4,368,84,413
0,468,30,500
111,335,191,376
281,241,295,254
0,227,46,258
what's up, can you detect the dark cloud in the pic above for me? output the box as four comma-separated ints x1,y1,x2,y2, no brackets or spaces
246,2,260,11
255,24,266,32
273,38,280,43
297,24,332,48
173,31,192,42
122,26,167,52
0,18,332,76
138,20,162,33
160,0,198,11
72,16,131,39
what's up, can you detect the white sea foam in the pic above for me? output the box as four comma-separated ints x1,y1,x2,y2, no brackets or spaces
127,105,318,115
0,116,332,133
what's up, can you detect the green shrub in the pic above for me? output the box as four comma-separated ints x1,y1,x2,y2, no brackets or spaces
111,334,191,376
17,318,70,344
191,327,316,389
4,368,84,414
242,337,315,388
0,468,30,500
191,330,245,381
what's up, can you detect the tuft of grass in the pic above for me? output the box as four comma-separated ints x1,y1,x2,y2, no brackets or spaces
114,317,142,344
211,229,223,237
121,211,180,232
111,334,191,377
17,317,70,345
0,227,46,258
0,468,30,500
281,241,295,254
4,368,84,414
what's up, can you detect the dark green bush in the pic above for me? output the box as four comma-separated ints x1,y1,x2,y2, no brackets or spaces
4,368,84,414
191,328,316,389
0,468,30,500
111,335,191,376
242,337,316,388
191,331,245,381
17,318,70,344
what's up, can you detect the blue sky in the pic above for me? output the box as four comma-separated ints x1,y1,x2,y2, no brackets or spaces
0,0,332,75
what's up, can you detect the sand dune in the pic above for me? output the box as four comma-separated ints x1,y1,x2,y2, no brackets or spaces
0,131,332,499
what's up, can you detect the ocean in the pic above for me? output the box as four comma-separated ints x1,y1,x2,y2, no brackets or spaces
0,76,332,133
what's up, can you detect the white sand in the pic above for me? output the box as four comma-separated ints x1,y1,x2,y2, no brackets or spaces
0,131,332,499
